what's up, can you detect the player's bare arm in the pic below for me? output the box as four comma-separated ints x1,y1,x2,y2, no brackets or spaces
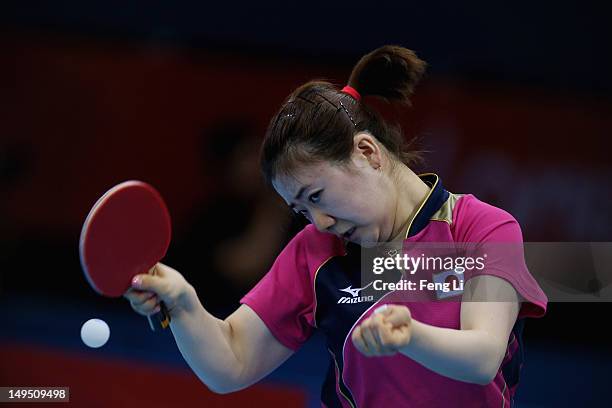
352,275,520,384
125,263,294,393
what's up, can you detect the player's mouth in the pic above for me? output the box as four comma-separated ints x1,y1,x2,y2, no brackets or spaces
343,227,356,240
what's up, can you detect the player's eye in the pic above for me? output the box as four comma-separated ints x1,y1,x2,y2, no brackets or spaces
309,190,322,204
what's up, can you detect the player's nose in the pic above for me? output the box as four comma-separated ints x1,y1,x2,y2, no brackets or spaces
311,209,336,233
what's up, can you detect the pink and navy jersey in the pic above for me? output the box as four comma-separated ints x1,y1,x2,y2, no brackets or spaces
240,174,548,407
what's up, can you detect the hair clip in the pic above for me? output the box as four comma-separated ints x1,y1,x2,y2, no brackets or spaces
338,100,357,127
317,93,358,128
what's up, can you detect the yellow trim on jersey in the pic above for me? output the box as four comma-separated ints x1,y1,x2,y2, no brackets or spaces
404,173,440,239
313,255,340,329
328,348,357,408
429,192,462,225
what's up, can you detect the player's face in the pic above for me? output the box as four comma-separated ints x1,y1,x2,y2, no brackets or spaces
272,134,398,245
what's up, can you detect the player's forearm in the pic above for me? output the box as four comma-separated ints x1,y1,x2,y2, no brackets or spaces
399,320,505,385
169,285,243,393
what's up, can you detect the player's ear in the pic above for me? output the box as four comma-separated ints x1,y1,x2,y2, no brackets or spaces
352,132,383,170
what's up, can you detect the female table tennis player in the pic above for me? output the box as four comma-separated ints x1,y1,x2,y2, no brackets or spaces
125,45,547,407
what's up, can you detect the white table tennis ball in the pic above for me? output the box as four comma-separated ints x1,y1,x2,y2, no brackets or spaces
80,318,110,348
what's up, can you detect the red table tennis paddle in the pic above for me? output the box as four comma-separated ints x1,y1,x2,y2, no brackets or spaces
79,180,172,331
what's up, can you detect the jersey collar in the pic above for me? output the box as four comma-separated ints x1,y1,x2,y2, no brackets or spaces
404,173,449,239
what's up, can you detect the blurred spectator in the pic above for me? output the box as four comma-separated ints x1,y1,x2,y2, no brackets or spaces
168,118,305,318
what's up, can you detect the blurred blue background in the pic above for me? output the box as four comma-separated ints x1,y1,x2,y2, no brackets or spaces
1,1,611,407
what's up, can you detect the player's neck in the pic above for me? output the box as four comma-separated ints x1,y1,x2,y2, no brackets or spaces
390,167,431,241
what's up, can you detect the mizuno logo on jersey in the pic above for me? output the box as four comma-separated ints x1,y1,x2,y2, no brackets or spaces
337,282,374,304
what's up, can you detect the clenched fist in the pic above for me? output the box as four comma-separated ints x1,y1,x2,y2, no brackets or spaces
351,304,412,357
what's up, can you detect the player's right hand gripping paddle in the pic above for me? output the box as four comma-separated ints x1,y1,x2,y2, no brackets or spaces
79,180,172,331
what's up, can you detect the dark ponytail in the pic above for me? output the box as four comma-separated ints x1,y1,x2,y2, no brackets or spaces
261,45,427,185
347,45,427,105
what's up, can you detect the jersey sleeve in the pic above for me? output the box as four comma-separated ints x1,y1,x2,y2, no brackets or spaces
452,194,548,319
239,227,316,351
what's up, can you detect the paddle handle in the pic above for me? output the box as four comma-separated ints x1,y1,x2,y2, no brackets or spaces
146,264,171,331
147,302,171,331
